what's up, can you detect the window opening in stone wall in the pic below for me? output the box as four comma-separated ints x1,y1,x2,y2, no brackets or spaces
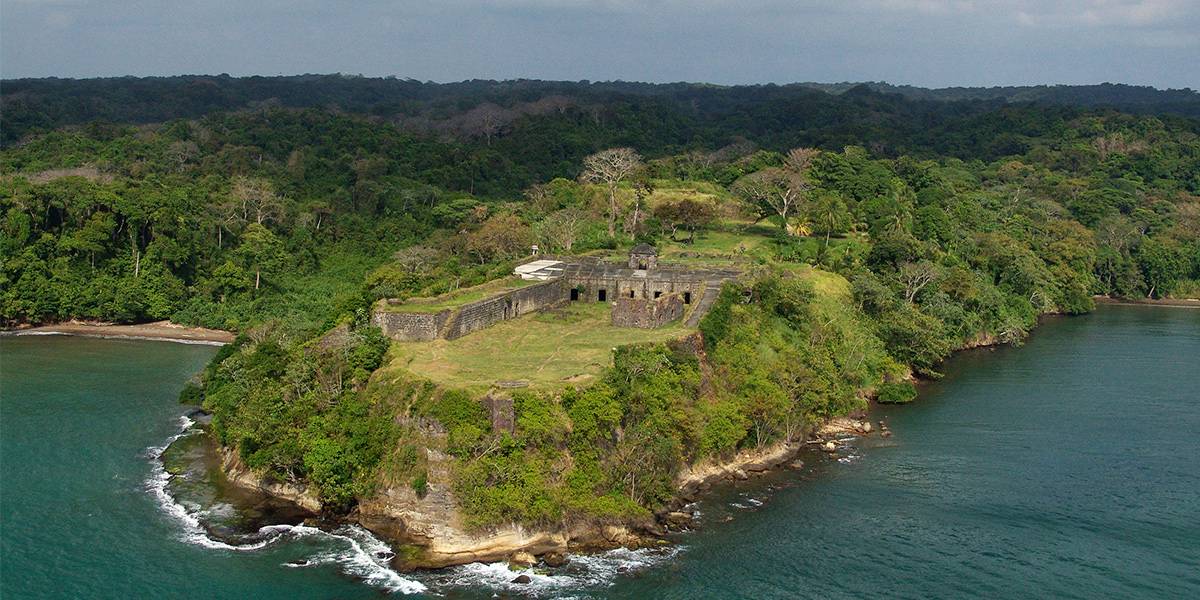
599,289,607,301
629,290,636,298
684,292,692,304
654,291,662,299
570,288,579,301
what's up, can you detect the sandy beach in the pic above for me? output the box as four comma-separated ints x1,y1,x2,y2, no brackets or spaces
7,320,235,345
1094,296,1200,309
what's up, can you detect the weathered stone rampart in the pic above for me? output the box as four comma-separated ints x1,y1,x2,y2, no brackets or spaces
611,293,685,328
372,308,451,341
563,260,738,308
374,279,568,341
374,252,739,341
442,279,568,340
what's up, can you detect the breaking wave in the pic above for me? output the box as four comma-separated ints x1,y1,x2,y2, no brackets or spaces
145,415,426,595
434,546,683,596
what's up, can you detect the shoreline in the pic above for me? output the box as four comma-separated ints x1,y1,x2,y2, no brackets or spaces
153,302,1123,572
1094,295,1200,309
4,320,235,345
193,412,874,572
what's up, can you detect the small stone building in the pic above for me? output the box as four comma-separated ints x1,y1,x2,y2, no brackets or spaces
628,244,658,270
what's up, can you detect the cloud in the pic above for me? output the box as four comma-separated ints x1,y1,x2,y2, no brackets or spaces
1008,0,1190,27
1,0,1197,86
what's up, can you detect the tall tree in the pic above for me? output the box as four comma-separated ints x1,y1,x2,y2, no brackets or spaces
235,223,286,291
537,208,586,253
654,198,716,244
229,176,284,226
732,147,819,235
582,148,642,239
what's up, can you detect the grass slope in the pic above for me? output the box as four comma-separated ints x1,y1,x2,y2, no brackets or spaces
388,302,692,393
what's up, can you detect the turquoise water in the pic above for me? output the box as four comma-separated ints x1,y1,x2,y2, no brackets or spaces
2,306,1198,598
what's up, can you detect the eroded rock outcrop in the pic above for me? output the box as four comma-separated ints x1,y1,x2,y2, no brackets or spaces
218,447,322,513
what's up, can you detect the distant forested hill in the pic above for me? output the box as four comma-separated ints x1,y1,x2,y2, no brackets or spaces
798,82,1200,113
4,76,1198,147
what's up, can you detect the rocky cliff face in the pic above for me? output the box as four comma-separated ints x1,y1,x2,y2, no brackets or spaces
218,447,323,513
217,428,818,570
212,331,828,571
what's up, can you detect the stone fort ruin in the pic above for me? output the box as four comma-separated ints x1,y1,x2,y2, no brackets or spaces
372,246,740,342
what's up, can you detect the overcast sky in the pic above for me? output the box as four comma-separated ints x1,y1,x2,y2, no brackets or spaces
2,0,1197,88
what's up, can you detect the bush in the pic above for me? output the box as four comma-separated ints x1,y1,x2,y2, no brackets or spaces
877,381,918,404
178,382,203,405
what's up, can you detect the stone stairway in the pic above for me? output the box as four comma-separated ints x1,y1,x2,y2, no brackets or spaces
684,283,723,327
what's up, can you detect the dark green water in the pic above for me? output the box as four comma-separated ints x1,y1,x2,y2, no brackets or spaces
2,306,1198,599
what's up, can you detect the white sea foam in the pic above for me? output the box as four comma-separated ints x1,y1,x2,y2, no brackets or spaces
144,415,272,551
297,525,426,594
144,416,425,594
435,546,682,595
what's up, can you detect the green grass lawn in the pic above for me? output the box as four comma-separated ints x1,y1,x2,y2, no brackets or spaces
386,302,694,393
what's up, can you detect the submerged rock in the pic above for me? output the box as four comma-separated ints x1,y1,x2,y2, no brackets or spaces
511,574,532,584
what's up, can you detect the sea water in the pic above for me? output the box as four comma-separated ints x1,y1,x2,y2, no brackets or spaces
2,305,1197,598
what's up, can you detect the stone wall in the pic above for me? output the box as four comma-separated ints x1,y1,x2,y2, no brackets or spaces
563,261,738,306
376,279,570,342
482,394,515,435
441,278,568,340
372,308,452,341
611,293,685,328
571,274,706,304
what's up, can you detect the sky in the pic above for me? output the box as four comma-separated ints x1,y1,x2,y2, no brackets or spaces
2,0,1197,88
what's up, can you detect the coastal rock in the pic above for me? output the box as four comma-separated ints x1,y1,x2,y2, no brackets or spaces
508,551,537,569
881,430,893,438
861,421,872,433
218,447,322,513
822,441,837,452
732,468,749,480
542,551,569,567
789,460,805,470
511,574,532,584
664,511,693,528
